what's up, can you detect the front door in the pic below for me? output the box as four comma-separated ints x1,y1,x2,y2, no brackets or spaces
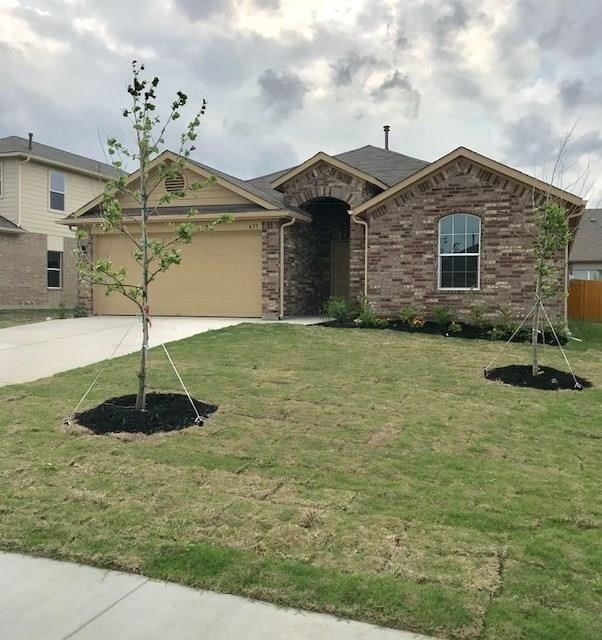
330,239,350,299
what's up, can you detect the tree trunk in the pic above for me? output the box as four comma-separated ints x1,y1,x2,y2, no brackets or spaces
531,259,544,377
136,309,148,410
135,166,149,411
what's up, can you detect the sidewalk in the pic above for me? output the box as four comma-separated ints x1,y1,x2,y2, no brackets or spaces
0,552,435,640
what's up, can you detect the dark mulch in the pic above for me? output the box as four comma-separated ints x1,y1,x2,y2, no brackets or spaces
484,365,592,391
74,393,218,435
320,320,567,345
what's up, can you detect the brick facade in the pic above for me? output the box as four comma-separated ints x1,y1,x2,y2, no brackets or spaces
0,232,78,309
358,158,564,321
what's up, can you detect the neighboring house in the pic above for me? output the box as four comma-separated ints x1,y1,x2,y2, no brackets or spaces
569,209,602,280
65,143,585,322
0,135,121,309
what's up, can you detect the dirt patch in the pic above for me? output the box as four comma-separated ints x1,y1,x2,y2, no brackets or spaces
72,393,218,435
484,365,592,391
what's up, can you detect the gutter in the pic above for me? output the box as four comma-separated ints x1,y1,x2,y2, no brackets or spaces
0,152,118,181
279,217,296,319
58,209,313,226
349,210,368,299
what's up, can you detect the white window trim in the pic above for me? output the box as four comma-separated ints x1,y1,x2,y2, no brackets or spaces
48,170,65,213
0,160,3,199
47,251,63,290
437,213,481,291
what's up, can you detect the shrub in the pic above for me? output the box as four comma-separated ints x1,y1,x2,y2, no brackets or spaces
324,297,362,325
493,304,515,336
448,320,462,334
470,304,488,330
58,303,66,319
432,305,456,329
73,303,89,318
398,304,421,326
355,300,386,328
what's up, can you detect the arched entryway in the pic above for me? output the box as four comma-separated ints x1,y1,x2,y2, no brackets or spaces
300,197,350,304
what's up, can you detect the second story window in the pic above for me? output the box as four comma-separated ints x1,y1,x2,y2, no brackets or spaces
49,171,65,211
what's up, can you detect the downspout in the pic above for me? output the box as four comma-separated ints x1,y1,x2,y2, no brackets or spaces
279,217,296,320
17,154,31,227
349,211,368,299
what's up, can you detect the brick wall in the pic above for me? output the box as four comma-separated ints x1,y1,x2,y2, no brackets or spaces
355,158,565,321
261,221,280,318
0,231,77,308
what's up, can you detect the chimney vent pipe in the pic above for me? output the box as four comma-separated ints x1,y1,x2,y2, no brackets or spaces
383,125,390,150
28,132,33,150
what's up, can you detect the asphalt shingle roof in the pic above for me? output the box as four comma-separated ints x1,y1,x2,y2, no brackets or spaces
0,135,122,179
333,145,430,186
570,209,602,262
246,145,430,197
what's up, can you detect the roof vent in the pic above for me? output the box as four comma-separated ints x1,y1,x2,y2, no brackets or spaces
164,172,186,193
28,132,33,150
383,125,390,150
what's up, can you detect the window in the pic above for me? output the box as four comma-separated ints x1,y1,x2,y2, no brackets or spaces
439,213,480,289
49,171,65,211
47,251,62,288
572,268,602,281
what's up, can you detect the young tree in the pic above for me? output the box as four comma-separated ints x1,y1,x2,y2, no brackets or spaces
530,202,571,376
77,61,229,410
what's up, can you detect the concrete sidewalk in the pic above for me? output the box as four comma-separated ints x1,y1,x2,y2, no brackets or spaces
0,552,433,640
0,315,322,386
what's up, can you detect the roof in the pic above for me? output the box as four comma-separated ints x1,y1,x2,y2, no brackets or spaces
187,157,285,209
570,209,602,262
333,145,430,186
247,145,429,197
352,146,586,216
0,214,23,233
0,135,122,179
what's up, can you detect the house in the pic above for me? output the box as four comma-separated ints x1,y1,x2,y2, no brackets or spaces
0,135,121,309
569,209,602,280
65,141,585,322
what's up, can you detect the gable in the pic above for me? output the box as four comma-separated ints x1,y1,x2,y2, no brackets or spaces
353,147,585,217
117,165,256,210
271,151,388,191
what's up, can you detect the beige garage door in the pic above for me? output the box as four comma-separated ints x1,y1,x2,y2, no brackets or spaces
93,230,262,317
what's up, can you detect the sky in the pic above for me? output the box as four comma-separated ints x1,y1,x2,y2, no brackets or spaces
0,0,601,204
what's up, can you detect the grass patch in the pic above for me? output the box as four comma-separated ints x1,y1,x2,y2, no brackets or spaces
0,323,600,639
0,308,73,329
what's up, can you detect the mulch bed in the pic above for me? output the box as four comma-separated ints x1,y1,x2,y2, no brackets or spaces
484,365,592,391
73,393,218,435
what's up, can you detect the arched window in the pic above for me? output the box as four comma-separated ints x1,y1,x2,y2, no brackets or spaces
438,213,480,289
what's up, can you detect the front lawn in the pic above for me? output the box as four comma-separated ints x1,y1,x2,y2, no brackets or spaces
0,324,600,639
0,307,74,329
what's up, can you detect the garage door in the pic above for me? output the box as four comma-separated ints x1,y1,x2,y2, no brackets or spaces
93,230,262,317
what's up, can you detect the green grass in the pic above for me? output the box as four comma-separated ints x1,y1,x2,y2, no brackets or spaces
0,308,73,329
0,323,600,639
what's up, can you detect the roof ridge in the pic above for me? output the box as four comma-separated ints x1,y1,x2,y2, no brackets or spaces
0,134,117,172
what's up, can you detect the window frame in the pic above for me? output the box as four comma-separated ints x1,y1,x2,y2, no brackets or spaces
0,160,3,198
437,213,481,291
47,250,63,290
48,170,66,213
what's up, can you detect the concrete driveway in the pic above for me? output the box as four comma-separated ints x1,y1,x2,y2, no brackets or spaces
0,315,320,387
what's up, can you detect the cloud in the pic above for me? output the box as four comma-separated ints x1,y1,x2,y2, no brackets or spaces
257,69,308,120
559,76,602,109
371,71,421,118
330,53,383,87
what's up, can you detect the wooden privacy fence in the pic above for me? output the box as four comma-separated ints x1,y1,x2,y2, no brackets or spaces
568,280,602,322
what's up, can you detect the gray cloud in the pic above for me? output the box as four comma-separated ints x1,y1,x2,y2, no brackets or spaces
433,0,469,41
331,54,383,87
257,69,308,120
559,76,602,109
503,114,602,171
371,71,421,118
